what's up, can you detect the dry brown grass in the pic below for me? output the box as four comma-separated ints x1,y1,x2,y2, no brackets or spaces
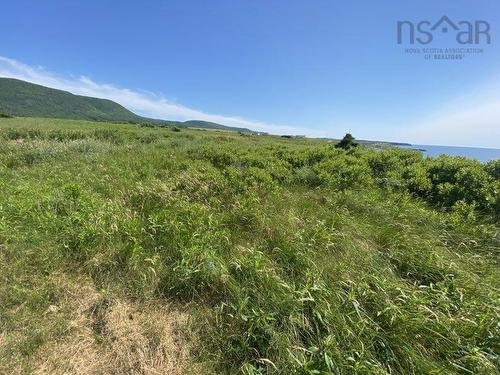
28,275,192,375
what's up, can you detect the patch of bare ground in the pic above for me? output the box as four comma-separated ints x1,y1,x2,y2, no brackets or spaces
31,275,192,375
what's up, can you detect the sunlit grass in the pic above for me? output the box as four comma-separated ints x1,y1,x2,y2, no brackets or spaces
0,117,498,374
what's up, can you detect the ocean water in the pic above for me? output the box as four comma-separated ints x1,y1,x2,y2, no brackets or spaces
398,144,500,163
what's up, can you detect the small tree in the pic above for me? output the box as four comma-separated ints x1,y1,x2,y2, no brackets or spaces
335,133,358,149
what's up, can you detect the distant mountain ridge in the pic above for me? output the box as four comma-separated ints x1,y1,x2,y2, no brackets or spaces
0,78,255,133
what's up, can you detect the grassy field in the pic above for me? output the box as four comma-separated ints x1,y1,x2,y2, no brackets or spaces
0,117,498,374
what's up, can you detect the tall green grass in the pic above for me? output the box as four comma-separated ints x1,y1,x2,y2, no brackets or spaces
0,117,498,374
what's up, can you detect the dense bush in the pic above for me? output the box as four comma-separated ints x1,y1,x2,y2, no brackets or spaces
335,133,358,149
188,141,498,218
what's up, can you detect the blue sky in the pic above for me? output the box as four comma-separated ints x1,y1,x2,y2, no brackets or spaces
1,0,499,147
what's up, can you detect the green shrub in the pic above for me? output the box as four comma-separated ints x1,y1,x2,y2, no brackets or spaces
314,150,373,190
426,156,494,211
335,133,358,149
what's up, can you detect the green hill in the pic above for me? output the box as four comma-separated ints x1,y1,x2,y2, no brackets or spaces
183,120,253,132
0,78,255,132
0,78,145,122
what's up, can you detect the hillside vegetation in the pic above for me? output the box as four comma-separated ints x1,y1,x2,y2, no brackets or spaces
0,117,498,374
0,78,145,123
0,78,255,133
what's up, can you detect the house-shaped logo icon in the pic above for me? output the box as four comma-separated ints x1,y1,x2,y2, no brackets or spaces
431,16,459,33
397,16,491,45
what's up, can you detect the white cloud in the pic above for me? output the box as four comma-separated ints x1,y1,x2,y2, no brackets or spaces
404,100,500,148
394,83,500,148
0,56,324,136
